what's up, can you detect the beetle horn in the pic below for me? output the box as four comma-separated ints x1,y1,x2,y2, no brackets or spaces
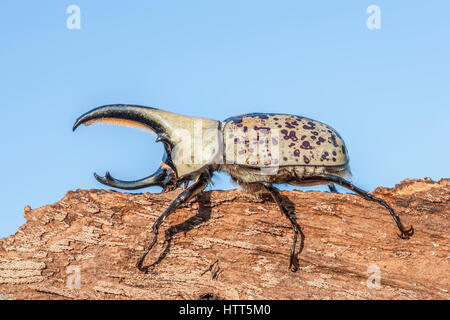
73,104,221,182
93,167,168,190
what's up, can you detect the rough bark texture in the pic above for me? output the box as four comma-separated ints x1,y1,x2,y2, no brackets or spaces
0,178,448,300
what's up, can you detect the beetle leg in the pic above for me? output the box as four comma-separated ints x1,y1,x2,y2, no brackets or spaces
328,183,338,193
303,174,414,239
261,182,303,272
136,171,211,273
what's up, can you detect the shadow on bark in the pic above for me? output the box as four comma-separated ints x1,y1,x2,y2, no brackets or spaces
146,192,213,269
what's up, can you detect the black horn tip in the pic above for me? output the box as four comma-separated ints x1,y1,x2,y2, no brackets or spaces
72,121,80,132
72,116,84,131
93,172,101,180
94,172,111,184
105,171,113,180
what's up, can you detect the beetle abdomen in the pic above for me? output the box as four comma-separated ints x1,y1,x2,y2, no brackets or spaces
223,163,349,186
222,113,349,168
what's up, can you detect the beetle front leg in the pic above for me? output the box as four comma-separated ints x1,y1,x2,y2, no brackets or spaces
304,174,414,239
136,172,211,273
328,183,338,193
261,182,304,272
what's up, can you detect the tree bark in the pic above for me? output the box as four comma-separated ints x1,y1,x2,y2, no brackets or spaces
0,178,448,300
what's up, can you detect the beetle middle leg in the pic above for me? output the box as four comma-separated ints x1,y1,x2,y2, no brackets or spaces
136,171,211,272
303,174,414,239
260,182,304,272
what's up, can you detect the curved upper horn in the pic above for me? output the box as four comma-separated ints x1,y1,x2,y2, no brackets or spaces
73,104,172,134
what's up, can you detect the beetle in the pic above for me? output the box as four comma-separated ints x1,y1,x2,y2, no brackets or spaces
73,104,413,272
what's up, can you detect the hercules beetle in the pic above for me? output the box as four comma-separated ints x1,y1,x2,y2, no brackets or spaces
73,105,413,272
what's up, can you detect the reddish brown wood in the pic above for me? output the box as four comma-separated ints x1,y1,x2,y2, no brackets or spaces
0,178,448,299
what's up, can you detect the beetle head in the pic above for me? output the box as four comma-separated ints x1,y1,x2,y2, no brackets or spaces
73,104,220,191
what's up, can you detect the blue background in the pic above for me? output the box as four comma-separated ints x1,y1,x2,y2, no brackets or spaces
1,1,449,237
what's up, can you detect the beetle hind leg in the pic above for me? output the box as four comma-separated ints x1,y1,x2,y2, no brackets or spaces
303,174,414,239
260,182,304,272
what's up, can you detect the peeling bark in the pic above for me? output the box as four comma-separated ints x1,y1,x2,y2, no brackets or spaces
0,178,448,300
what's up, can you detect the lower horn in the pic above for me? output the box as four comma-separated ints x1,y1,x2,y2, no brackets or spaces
93,167,167,190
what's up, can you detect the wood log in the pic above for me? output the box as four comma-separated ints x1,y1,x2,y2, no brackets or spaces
0,178,448,300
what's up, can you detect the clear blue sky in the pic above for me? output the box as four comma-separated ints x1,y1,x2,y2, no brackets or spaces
1,1,449,237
